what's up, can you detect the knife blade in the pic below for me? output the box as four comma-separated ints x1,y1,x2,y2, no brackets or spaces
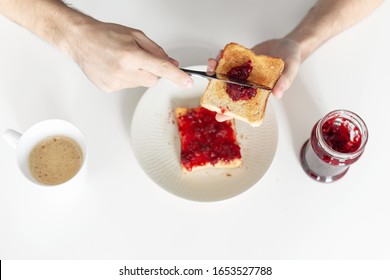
180,68,272,91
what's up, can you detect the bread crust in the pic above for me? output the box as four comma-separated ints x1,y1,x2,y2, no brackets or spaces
200,42,284,127
175,107,242,173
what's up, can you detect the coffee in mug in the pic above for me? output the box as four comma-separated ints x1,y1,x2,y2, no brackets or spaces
28,136,83,185
3,119,87,187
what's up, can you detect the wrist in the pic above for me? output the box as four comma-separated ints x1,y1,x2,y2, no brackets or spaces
284,28,320,62
21,1,96,61
57,10,98,60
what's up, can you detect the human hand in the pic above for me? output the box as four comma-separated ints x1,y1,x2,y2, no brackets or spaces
251,38,301,98
67,20,193,92
207,38,301,98
207,38,302,122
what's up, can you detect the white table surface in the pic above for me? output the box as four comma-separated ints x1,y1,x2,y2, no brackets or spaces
1,0,389,260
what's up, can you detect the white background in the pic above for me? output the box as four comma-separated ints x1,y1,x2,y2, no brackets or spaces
0,0,389,260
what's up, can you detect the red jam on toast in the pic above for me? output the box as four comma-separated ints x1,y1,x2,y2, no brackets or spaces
175,107,242,172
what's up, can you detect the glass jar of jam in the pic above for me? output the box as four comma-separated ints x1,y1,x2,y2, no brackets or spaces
300,109,368,183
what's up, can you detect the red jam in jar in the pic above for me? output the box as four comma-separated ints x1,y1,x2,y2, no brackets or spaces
226,60,257,101
321,117,362,154
176,107,241,172
301,110,368,183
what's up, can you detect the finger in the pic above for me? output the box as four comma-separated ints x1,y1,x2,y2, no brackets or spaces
215,113,233,122
207,50,223,74
133,30,169,59
134,70,160,88
215,50,223,61
271,68,295,98
272,57,300,98
169,57,180,67
132,30,182,69
139,51,194,88
271,79,286,99
101,72,159,92
207,58,218,74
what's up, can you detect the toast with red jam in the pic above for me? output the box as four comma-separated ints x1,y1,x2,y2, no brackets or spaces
200,42,284,127
175,107,242,173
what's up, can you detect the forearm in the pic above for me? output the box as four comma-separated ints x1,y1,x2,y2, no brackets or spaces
285,0,384,61
0,0,95,56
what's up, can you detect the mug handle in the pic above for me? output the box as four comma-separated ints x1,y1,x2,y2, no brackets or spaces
2,129,22,149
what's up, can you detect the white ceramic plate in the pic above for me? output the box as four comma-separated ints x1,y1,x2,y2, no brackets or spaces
131,65,278,202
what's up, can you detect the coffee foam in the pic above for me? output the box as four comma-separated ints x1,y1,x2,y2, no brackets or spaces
28,136,83,185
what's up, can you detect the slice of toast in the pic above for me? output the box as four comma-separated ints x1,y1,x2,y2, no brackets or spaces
175,107,242,173
200,42,284,127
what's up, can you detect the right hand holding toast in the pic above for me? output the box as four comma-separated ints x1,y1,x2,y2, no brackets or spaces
207,38,301,99
251,38,301,99
207,38,301,122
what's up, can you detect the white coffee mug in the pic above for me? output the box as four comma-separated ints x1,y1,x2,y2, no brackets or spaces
2,119,87,187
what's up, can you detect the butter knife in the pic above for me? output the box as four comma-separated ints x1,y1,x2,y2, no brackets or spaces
180,68,272,90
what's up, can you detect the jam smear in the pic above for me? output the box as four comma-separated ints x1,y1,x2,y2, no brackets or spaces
227,60,253,80
321,117,362,153
226,60,257,101
177,107,241,172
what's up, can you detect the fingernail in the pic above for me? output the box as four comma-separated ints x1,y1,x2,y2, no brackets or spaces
215,114,225,122
272,90,283,99
215,114,232,122
206,66,215,76
272,84,284,99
